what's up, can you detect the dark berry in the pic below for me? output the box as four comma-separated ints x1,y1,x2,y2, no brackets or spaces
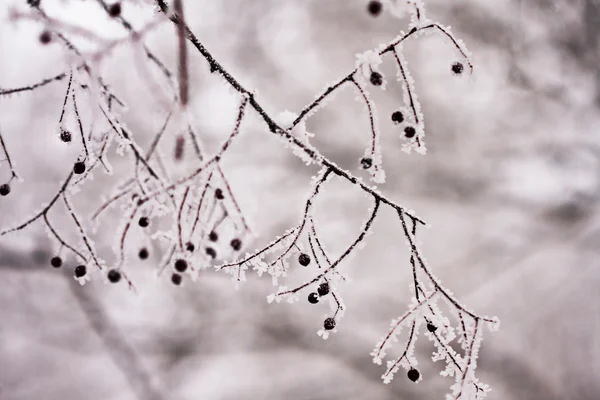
0,184,10,196
404,126,416,138
215,188,224,200
39,30,52,45
452,62,464,75
138,217,149,228
391,111,404,124
50,256,62,268
174,259,188,273
317,282,330,296
171,273,182,285
324,317,336,330
308,292,319,304
230,238,242,251
367,0,383,16
427,323,437,333
186,242,195,252
138,248,149,260
208,231,218,242
298,253,310,267
73,161,86,174
108,2,121,17
74,265,87,278
107,269,121,283
206,247,217,259
370,71,383,86
60,129,72,142
407,368,420,382
360,157,373,170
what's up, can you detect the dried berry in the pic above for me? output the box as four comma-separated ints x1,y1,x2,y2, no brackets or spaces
215,188,224,200
74,265,87,278
186,242,195,252
138,217,149,228
404,126,416,138
367,0,383,17
206,247,217,259
108,2,121,17
50,256,62,268
370,71,383,86
171,273,182,285
174,259,188,273
324,317,336,330
407,368,420,382
298,253,310,267
360,157,373,170
0,184,10,197
452,62,464,75
391,111,404,124
317,282,330,296
427,323,437,333
208,231,218,242
308,292,319,304
230,238,242,251
60,129,72,143
73,161,86,175
138,248,149,260
107,269,121,283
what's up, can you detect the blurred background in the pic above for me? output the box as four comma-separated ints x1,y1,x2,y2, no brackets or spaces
0,0,599,399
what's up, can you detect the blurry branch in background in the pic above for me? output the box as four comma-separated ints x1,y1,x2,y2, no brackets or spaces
0,0,499,398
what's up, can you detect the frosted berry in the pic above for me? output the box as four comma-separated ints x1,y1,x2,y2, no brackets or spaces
370,71,383,86
74,265,87,278
230,238,242,251
138,248,149,260
324,317,336,330
404,126,416,138
138,217,149,228
50,256,62,268
452,62,464,75
208,231,218,242
427,323,437,333
407,368,420,382
171,273,182,285
0,184,10,196
206,247,217,259
174,259,188,273
39,30,52,45
317,282,330,296
60,129,72,142
391,111,404,124
108,2,121,17
367,0,383,16
298,253,310,267
107,269,121,283
73,161,86,175
308,292,319,304
360,157,372,170
185,242,195,252
215,188,224,200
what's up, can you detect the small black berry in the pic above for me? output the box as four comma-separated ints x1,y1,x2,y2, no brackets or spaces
186,242,195,252
0,184,10,197
318,282,330,297
391,111,404,124
50,256,62,268
298,253,310,267
407,368,420,382
39,30,52,45
73,161,86,175
230,238,242,251
370,71,383,86
138,217,149,228
324,317,336,330
171,273,182,285
174,259,188,273
60,129,72,143
108,2,121,17
215,188,224,200
107,269,121,283
308,292,319,304
360,157,373,170
427,323,437,333
404,126,416,138
74,265,87,278
208,231,218,242
451,62,464,75
206,247,217,259
367,0,383,16
138,248,149,260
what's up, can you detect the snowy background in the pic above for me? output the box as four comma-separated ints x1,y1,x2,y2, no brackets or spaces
0,0,599,399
